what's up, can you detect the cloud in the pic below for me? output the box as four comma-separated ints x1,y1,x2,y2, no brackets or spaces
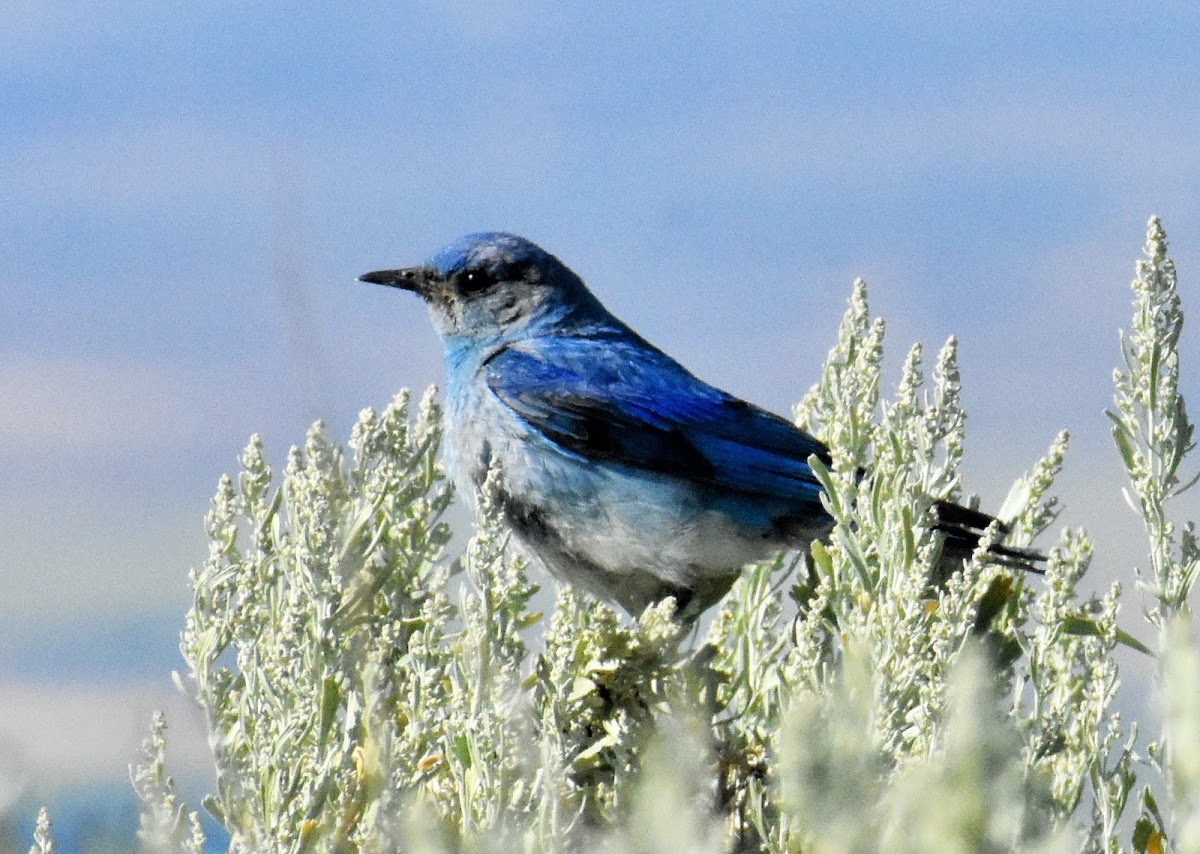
420,0,550,42
659,83,1200,195
0,354,234,617
0,3,145,66
0,680,211,789
4,119,270,216
0,2,242,72
0,356,200,456
0,492,202,616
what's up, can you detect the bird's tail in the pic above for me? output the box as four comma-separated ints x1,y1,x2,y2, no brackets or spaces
931,500,1045,574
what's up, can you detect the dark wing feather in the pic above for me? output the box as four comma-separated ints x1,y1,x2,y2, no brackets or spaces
484,338,829,513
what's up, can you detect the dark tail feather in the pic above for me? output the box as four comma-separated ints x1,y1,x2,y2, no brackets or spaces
931,500,1045,574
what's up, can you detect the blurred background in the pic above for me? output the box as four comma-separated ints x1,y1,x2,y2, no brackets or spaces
3,2,1199,848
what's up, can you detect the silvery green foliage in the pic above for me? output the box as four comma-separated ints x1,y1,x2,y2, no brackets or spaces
179,388,456,851
1109,217,1200,854
1161,620,1200,853
28,807,53,854
531,588,685,843
137,219,1200,852
130,711,206,853
764,277,1121,851
1110,216,1199,629
777,644,1074,852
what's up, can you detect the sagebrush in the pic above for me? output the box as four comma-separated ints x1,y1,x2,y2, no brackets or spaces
32,218,1197,853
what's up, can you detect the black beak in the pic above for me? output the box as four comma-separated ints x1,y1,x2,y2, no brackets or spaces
357,266,437,293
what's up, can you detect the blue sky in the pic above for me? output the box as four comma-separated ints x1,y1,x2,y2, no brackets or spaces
3,0,1200,832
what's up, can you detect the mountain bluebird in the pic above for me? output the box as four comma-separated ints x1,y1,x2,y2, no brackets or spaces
360,233,1037,619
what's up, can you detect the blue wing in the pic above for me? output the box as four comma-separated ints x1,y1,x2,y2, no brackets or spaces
483,334,831,525
484,335,1045,571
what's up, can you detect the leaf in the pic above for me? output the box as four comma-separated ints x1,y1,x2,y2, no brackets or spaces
1117,627,1154,657
567,677,598,703
1109,415,1138,472
1142,785,1165,827
1060,616,1153,656
451,733,472,768
202,794,225,824
972,573,1014,632
318,676,341,750
808,540,833,582
1133,817,1156,852
516,610,544,630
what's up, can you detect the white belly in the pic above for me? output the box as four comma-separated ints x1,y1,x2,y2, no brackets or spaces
444,388,806,614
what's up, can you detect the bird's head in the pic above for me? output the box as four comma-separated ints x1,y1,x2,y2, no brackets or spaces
360,233,603,345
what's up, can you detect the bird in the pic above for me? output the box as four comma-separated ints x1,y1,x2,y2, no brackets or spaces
359,233,1039,619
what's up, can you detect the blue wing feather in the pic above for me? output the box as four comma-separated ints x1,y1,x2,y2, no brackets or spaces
484,338,831,515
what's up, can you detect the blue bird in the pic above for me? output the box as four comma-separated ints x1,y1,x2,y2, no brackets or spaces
360,233,1037,619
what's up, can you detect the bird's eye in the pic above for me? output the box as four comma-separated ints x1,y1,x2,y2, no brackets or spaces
459,268,497,294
